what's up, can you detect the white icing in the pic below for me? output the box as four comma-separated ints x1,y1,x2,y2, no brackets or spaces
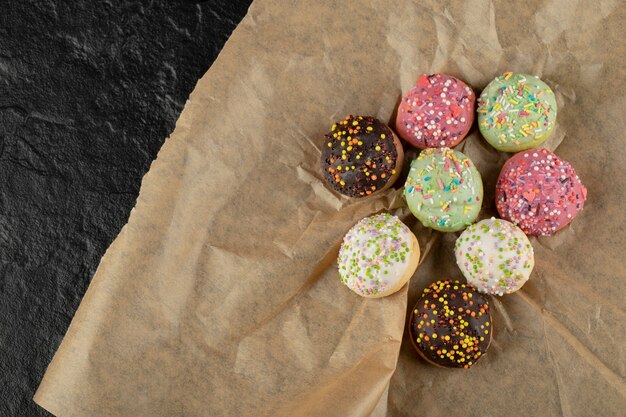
338,213,414,297
455,218,534,295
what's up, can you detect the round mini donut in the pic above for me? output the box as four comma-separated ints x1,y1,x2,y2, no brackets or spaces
321,115,403,198
478,72,557,152
409,280,492,369
404,148,483,232
337,213,420,298
455,218,534,295
496,148,587,236
396,74,475,149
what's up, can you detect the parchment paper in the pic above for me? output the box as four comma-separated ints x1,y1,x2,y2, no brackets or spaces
34,0,626,416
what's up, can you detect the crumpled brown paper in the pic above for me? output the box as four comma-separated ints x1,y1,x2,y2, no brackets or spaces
34,0,626,416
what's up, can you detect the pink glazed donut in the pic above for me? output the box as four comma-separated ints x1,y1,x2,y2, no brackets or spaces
496,148,587,236
396,74,475,149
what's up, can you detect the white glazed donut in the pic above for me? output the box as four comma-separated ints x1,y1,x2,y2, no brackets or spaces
455,217,534,295
338,213,420,298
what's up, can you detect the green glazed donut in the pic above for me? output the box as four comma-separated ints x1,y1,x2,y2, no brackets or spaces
404,148,483,232
477,72,557,152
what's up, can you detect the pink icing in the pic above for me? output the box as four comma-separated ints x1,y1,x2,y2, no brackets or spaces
496,148,587,236
396,74,475,149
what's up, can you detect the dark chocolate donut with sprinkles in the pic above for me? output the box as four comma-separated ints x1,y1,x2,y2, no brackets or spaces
409,280,492,369
321,115,403,198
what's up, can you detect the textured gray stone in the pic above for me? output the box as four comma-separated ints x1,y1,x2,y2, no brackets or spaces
0,1,252,415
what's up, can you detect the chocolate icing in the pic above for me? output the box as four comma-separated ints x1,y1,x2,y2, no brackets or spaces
321,115,399,198
409,280,492,369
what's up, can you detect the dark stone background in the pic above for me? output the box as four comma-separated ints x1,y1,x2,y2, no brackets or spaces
0,1,252,415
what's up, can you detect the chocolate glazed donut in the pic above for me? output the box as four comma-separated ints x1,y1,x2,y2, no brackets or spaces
409,280,492,369
321,115,403,198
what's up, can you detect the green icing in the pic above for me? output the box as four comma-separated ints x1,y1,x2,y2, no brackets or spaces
477,73,557,152
403,148,483,232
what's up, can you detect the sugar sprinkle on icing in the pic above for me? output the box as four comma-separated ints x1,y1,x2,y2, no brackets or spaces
338,213,413,297
404,147,483,232
321,115,398,198
455,217,534,295
496,148,587,236
410,280,492,368
478,72,556,151
397,73,475,149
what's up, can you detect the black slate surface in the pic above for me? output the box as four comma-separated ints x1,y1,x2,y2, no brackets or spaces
0,1,252,415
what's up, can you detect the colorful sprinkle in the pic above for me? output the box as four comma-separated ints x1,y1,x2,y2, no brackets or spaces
496,148,587,236
396,73,476,149
404,148,483,232
338,213,418,298
478,73,557,152
321,115,399,198
455,218,534,295
410,280,492,368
